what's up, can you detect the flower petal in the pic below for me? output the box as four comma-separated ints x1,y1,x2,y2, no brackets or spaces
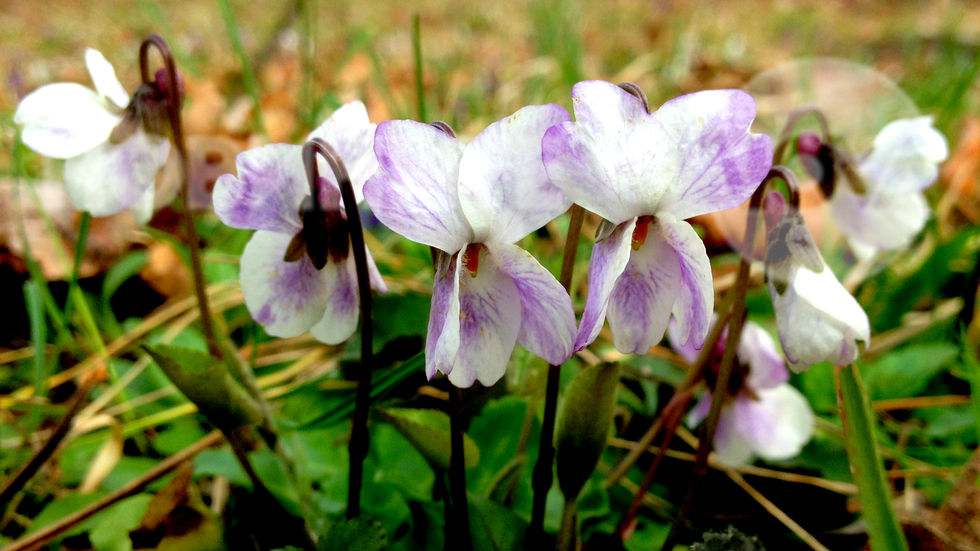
240,231,330,338
364,120,472,253
63,129,169,217
15,83,121,159
307,100,378,202
363,244,388,294
656,89,774,220
738,321,788,391
213,143,306,234
575,219,635,351
309,255,359,345
543,81,678,224
129,183,157,225
447,245,522,387
711,407,755,466
860,116,948,194
830,185,929,260
657,214,713,350
458,104,571,243
85,49,130,109
770,264,871,371
733,385,815,462
487,242,575,365
426,252,462,380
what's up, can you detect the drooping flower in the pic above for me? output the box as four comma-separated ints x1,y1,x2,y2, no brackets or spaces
799,117,948,260
763,191,870,371
542,81,774,354
212,101,386,344
669,317,815,466
363,105,577,387
14,49,172,223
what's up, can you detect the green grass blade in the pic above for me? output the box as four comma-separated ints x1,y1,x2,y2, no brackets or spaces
836,364,909,551
413,12,427,122
215,0,268,140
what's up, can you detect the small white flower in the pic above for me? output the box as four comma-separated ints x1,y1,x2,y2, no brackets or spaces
14,49,170,223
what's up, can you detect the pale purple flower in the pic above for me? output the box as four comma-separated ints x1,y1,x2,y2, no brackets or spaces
363,105,577,387
542,81,774,354
669,317,815,466
823,117,947,260
213,101,386,344
14,49,170,223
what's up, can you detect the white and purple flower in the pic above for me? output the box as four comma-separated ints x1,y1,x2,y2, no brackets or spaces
363,105,577,387
669,317,815,466
213,101,386,345
14,49,171,223
541,81,774,355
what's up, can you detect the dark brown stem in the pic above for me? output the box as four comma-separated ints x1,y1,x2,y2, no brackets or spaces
529,203,585,540
448,386,471,550
0,375,98,508
302,139,374,519
773,104,833,166
0,431,224,551
139,35,221,360
660,170,780,550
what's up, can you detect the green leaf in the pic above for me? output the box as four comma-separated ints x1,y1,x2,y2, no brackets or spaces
374,408,479,471
837,364,909,551
25,491,108,536
863,343,959,401
318,517,387,551
89,494,153,551
556,362,620,501
143,344,263,431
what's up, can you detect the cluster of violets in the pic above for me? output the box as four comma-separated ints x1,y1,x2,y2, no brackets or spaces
15,49,947,465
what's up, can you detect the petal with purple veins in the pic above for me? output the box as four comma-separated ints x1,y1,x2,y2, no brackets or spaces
733,384,814,462
487,242,575,366
575,219,635,351
15,83,121,159
364,120,472,254
458,104,571,244
307,101,378,202
426,252,462,380
656,89,774,220
309,255,360,345
656,213,713,351
738,321,789,391
213,143,307,234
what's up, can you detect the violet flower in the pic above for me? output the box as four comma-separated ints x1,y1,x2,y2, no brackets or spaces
213,101,386,344
542,81,773,355
669,317,815,466
363,105,576,387
14,49,171,223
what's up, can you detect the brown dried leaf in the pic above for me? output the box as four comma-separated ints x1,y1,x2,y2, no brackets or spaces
903,449,980,550
155,135,241,211
938,117,980,233
140,241,192,301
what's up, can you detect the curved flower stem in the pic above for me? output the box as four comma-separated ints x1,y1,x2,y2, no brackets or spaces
448,386,472,549
773,104,833,165
529,203,585,540
660,168,784,550
302,138,375,519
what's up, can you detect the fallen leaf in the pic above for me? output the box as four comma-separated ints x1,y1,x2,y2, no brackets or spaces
139,241,192,301
155,135,241,212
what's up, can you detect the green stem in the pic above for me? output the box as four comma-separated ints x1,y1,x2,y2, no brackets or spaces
413,13,426,122
448,386,471,550
836,364,909,551
556,498,578,551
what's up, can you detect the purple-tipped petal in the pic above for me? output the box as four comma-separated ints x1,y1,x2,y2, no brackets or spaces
85,49,129,109
575,219,635,351
239,231,330,338
656,90,774,220
426,252,462,380
63,129,169,218
543,81,678,224
447,247,521,387
309,255,360,345
307,101,378,202
657,214,713,350
364,120,472,254
487,242,575,365
711,407,755,466
830,184,929,261
458,104,571,244
605,225,681,355
213,143,306,234
363,245,388,294
859,116,947,195
738,321,788,391
733,384,814,462
15,82,121,159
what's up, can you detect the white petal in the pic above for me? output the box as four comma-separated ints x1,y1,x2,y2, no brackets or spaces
487,242,576,365
212,144,306,234
733,385,815,462
738,321,788,391
542,81,679,224
15,83,120,159
309,255,360,345
458,104,571,243
129,183,157,225
711,407,755,466
830,185,929,260
85,49,130,109
63,129,170,217
426,252,462,380
364,120,473,254
240,231,331,338
307,101,378,202
657,214,713,350
859,116,948,194
575,219,635,351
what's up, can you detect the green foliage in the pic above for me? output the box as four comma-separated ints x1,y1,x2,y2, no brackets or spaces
318,517,387,551
862,343,959,401
374,408,479,472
